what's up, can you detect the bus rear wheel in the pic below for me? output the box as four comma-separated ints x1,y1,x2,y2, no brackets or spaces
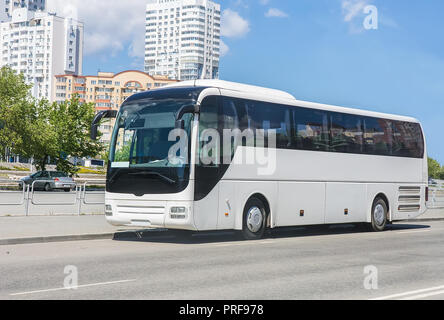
242,197,267,240
370,197,388,232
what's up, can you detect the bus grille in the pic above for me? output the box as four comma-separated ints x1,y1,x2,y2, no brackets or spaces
398,187,421,213
117,205,166,215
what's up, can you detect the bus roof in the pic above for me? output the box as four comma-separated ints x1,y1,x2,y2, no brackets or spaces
164,80,420,124
165,80,296,101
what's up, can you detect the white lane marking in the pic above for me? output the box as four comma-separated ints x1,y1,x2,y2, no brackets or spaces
10,279,137,296
210,240,275,248
371,284,444,300
395,229,432,235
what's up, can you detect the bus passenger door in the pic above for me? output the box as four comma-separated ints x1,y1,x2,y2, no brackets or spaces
193,95,221,231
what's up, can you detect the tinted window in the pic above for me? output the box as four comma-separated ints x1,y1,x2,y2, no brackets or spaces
293,108,329,152
199,96,219,167
247,101,291,149
330,113,363,154
392,121,424,158
221,98,243,163
222,98,291,149
364,117,392,156
213,97,424,159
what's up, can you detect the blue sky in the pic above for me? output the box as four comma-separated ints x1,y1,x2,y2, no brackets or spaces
75,0,444,163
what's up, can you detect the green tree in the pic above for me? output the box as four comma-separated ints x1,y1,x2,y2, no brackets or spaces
428,157,442,179
0,66,34,157
48,95,104,176
10,99,58,171
0,67,103,174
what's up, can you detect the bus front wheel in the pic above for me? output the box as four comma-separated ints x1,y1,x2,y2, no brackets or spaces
242,197,267,240
370,197,388,232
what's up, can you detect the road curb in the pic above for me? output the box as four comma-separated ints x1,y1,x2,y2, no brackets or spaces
0,233,115,246
0,228,171,246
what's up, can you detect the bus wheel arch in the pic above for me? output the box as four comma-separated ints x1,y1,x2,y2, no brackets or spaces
374,193,390,220
249,193,271,227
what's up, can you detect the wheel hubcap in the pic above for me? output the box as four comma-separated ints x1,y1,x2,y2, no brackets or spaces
374,204,385,226
247,206,263,233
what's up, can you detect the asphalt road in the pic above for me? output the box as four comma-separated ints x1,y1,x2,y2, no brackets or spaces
1,221,444,300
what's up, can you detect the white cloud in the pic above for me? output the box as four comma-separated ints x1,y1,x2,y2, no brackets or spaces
220,40,230,57
221,9,250,38
341,0,376,33
47,0,146,62
259,0,270,5
341,0,370,22
265,8,288,18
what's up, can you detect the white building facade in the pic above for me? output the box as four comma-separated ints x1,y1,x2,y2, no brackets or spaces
145,0,220,80
0,7,83,100
0,0,46,22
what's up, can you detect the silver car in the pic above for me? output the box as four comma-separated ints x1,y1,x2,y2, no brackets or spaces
21,171,76,192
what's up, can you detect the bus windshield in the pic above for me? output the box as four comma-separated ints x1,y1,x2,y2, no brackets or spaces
110,99,193,169
107,98,194,195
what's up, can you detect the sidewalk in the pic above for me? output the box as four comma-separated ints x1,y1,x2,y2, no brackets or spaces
0,215,137,245
0,209,443,246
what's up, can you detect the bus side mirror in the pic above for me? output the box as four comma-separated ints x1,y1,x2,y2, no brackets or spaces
91,110,117,140
175,119,185,130
175,104,199,129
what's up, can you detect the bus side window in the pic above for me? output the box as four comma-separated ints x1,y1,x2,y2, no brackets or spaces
392,121,424,158
364,117,392,156
221,98,240,162
199,96,220,167
330,113,363,154
293,108,329,152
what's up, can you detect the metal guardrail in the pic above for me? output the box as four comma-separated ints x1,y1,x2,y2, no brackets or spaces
0,179,27,206
82,181,106,205
428,184,444,209
30,180,80,206
0,179,105,216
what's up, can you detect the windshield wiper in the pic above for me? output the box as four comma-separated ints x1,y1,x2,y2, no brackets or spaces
128,170,176,184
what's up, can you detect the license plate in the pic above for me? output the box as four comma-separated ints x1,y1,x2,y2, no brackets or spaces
64,185,71,188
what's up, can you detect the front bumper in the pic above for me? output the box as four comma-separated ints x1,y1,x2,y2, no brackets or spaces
105,199,196,231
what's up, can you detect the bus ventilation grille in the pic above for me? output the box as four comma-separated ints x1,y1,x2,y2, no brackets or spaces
398,186,421,213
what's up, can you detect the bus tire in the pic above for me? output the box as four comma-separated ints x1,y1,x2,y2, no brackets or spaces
242,197,267,240
370,197,388,232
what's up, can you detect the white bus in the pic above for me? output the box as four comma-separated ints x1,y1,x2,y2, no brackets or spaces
91,80,428,240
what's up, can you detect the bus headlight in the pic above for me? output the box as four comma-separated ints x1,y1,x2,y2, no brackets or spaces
170,207,187,219
105,205,113,216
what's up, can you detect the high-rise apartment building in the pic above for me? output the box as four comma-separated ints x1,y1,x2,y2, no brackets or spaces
0,7,83,100
145,0,220,81
0,0,46,22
